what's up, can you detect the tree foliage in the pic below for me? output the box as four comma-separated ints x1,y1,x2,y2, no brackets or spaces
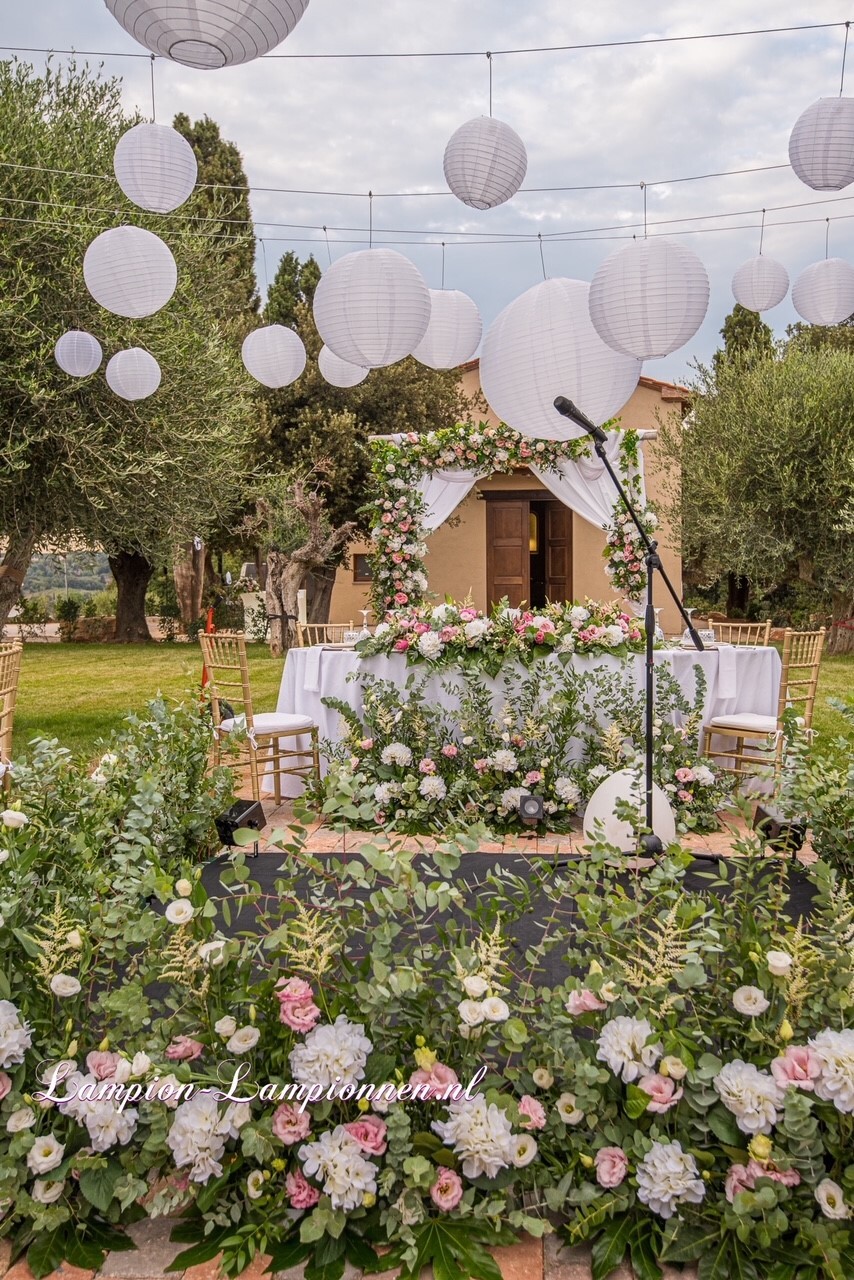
714,303,774,372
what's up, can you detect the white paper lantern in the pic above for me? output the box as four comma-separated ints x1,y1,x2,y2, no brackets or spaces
479,278,641,440
54,330,102,378
104,0,310,68
589,238,710,360
791,257,854,325
443,116,528,210
582,768,677,851
731,256,790,312
84,226,177,318
105,348,161,400
241,324,306,388
114,123,197,214
789,97,854,191
313,249,431,368
411,290,482,369
317,345,369,388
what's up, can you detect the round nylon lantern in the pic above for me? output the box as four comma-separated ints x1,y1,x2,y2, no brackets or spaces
479,277,642,441
313,249,431,368
789,97,854,191
589,237,710,360
792,257,854,325
105,348,161,400
412,289,482,369
54,330,102,378
443,116,528,210
241,325,306,388
731,255,790,313
113,123,198,213
317,345,369,388
104,0,310,68
83,226,177,318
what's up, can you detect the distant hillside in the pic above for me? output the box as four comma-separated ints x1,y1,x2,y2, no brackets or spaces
23,552,113,599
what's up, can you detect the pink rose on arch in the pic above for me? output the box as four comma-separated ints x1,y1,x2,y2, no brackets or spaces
771,1045,823,1091
441,744,459,758
518,1095,547,1130
430,1167,464,1212
419,758,437,774
272,1102,311,1145
344,1114,388,1155
392,553,404,564
286,1169,320,1211
524,770,543,786
0,1072,11,1102
409,1062,459,1100
165,1037,204,1063
380,512,393,524
280,1000,321,1034
638,1072,683,1113
675,767,695,783
394,593,409,606
85,1051,124,1079
595,1146,629,1189
394,638,410,652
565,988,607,1015
474,759,489,774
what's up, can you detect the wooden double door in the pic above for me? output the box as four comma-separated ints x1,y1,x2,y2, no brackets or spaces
485,494,572,609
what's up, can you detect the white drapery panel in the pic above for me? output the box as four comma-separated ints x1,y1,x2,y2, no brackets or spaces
417,469,481,529
531,431,646,529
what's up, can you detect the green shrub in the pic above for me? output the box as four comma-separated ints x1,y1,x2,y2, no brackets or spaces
778,702,854,876
55,594,83,624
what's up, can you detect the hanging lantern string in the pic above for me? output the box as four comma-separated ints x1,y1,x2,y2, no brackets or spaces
368,191,373,248
323,224,332,265
487,51,493,116
640,181,648,238
260,237,270,290
758,207,766,254
826,216,831,258
149,54,156,122
441,240,446,289
841,21,850,95
538,232,547,280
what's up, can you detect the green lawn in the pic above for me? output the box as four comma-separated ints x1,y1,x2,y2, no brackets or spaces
10,642,853,761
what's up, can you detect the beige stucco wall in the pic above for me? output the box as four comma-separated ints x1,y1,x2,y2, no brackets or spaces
330,370,685,633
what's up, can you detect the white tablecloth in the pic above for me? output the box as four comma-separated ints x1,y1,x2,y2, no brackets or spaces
274,645,781,797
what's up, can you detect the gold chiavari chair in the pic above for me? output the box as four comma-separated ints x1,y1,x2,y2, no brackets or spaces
713,619,772,647
0,640,23,789
296,622,355,646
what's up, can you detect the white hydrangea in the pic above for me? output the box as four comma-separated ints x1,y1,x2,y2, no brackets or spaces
554,777,582,807
289,1015,372,1092
499,787,525,816
588,764,609,784
490,749,518,774
693,764,716,786
380,743,413,768
432,1095,514,1179
596,1017,662,1082
419,775,447,801
603,624,626,647
298,1126,377,1211
636,1141,705,1219
431,604,453,622
62,1072,138,1152
811,1028,854,1114
167,1092,232,1183
373,622,391,637
0,999,31,1069
417,631,444,660
569,606,590,626
374,781,401,806
464,619,489,643
713,1060,784,1135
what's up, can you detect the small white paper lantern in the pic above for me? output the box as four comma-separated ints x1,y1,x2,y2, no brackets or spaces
789,97,854,191
313,249,431,368
105,348,161,400
241,324,306,388
582,768,677,851
479,277,641,440
317,344,369,388
114,123,197,214
791,257,854,325
54,330,102,378
731,256,790,312
411,289,482,369
589,238,710,360
443,116,528,210
84,226,177,318
104,0,310,69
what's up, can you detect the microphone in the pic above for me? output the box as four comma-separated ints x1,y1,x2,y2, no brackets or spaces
553,395,609,444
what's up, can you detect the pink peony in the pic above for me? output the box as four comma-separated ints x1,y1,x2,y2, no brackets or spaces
459,608,479,622
441,744,459,758
409,1062,459,1100
272,1103,311,1145
279,1000,322,1034
419,758,437,774
413,623,430,635
637,1072,683,1113
595,1146,629,1189
430,1167,464,1211
439,626,460,643
344,1114,388,1155
0,1072,11,1102
518,1095,547,1130
394,593,409,606
393,638,410,651
524,770,543,785
85,1051,124,1079
771,1045,823,1092
359,738,374,750
286,1169,320,1210
565,989,607,1015
675,767,695,783
165,1036,204,1062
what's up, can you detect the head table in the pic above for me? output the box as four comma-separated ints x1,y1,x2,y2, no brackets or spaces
271,644,781,799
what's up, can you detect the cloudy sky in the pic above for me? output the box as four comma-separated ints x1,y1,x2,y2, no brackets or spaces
6,1,854,383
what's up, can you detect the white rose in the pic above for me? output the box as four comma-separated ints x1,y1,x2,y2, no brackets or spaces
49,974,81,998
7,1107,36,1133
462,975,488,999
165,900,195,925
26,1134,64,1174
660,1055,688,1081
199,939,228,967
482,996,510,1023
1,810,28,829
215,1016,238,1039
556,1092,584,1125
815,1178,850,1219
130,1052,151,1078
532,1068,554,1089
175,879,193,898
511,1133,538,1167
246,1169,265,1201
732,986,770,1017
765,951,792,978
32,1179,65,1205
113,1058,132,1084
226,1026,260,1054
457,1000,486,1027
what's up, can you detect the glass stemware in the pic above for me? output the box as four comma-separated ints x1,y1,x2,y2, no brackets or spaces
359,607,371,639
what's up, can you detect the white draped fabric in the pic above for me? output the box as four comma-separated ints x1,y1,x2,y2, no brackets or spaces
416,468,480,529
531,431,647,530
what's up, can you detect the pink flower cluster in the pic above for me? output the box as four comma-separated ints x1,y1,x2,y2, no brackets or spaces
595,1146,629,1188
565,988,607,1015
409,1062,459,1099
286,1168,320,1210
275,977,321,1034
725,1160,801,1203
430,1166,464,1210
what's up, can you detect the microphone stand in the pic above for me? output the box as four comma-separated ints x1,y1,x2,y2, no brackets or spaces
553,396,703,856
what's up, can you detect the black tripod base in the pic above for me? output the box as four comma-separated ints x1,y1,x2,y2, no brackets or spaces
638,832,664,858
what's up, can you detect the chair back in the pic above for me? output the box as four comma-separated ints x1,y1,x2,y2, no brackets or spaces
198,632,255,732
0,640,23,770
296,622,354,647
776,627,826,730
714,619,772,647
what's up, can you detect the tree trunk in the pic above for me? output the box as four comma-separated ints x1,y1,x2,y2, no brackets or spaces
173,541,206,626
305,566,336,624
109,551,154,643
265,550,302,657
0,527,37,629
827,590,854,655
726,573,750,617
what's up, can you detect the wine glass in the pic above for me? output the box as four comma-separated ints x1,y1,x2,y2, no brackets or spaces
653,607,665,644
359,607,371,639
681,606,696,646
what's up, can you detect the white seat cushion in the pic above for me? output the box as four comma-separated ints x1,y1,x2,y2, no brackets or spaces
220,712,314,734
707,712,776,734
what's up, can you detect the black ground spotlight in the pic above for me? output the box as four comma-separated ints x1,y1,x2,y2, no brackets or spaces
518,793,545,827
215,798,266,856
752,804,806,856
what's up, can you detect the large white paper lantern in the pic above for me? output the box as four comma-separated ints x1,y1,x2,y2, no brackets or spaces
104,0,310,69
106,348,161,400
792,258,854,325
411,289,482,370
589,238,710,360
479,278,642,440
84,226,177,318
731,256,790,313
317,345,369,388
54,330,102,378
114,123,198,214
582,768,677,851
313,249,431,368
789,97,854,191
242,325,306,388
443,117,527,210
